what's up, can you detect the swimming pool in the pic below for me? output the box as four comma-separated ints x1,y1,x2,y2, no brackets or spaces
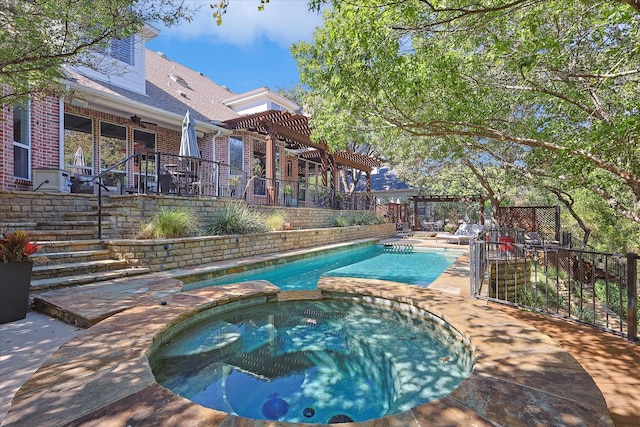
186,245,464,291
150,298,473,423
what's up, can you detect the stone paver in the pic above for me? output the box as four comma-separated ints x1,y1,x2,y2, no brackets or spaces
1,237,638,426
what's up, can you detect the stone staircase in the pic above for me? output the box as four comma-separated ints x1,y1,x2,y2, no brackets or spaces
2,212,152,293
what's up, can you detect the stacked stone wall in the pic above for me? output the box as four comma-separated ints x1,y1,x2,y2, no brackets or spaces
107,223,396,271
0,192,386,238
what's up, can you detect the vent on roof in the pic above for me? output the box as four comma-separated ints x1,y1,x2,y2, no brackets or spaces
170,73,189,88
157,51,168,59
178,90,187,98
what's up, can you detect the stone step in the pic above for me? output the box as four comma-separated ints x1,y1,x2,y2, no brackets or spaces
0,222,38,233
30,267,153,292
35,220,110,231
36,239,106,253
33,249,113,265
32,259,132,280
64,211,111,222
30,229,97,241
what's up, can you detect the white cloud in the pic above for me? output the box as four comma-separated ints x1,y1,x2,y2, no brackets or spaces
161,0,324,47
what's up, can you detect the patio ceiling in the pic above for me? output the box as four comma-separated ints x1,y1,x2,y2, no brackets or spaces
223,110,381,172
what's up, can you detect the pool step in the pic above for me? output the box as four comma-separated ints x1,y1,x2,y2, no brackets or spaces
383,243,414,253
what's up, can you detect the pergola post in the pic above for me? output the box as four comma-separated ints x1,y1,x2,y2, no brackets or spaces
413,197,419,230
265,126,277,205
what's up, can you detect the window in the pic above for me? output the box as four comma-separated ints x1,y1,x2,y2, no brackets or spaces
64,114,93,176
100,122,127,187
229,136,244,174
110,36,134,65
13,104,30,180
252,139,266,196
133,129,156,189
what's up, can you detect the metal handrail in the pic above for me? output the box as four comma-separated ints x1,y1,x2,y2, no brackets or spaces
92,153,143,239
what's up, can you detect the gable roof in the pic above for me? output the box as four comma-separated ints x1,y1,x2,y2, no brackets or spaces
223,86,300,112
63,50,240,131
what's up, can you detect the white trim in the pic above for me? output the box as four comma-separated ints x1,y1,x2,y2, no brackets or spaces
58,97,65,170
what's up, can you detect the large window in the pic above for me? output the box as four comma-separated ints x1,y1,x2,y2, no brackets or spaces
100,122,127,187
64,114,93,176
229,136,244,174
13,104,30,180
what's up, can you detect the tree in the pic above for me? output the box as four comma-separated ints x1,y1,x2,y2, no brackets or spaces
291,1,640,227
0,0,193,106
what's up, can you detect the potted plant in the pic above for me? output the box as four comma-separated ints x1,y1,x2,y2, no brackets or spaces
0,231,42,323
282,184,295,206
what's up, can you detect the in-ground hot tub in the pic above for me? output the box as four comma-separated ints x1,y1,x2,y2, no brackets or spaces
148,295,474,424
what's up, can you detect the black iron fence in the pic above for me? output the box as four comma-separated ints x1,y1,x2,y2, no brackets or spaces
470,228,639,342
82,151,370,211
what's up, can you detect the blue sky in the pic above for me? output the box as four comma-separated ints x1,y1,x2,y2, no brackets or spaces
147,1,325,94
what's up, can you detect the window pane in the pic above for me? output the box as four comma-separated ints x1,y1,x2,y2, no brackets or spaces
13,103,29,179
14,146,29,180
100,122,127,171
229,136,243,172
134,130,157,187
64,114,93,176
13,105,28,145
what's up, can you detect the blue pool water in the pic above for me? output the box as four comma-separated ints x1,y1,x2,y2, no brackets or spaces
186,245,463,291
151,299,473,424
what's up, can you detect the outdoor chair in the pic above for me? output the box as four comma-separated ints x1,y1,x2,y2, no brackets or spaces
435,223,484,244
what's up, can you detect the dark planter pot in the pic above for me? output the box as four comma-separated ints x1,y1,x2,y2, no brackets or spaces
0,261,33,324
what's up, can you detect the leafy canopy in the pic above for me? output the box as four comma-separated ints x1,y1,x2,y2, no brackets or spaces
1,0,193,106
291,1,640,227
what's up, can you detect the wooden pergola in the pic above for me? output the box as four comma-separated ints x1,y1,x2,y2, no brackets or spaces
224,111,380,205
410,194,485,230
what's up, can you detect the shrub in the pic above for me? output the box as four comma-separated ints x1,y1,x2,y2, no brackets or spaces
332,215,351,227
332,212,385,227
204,204,268,235
265,210,287,231
136,207,199,239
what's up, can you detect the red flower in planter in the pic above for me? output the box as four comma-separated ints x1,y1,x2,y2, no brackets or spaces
0,231,43,263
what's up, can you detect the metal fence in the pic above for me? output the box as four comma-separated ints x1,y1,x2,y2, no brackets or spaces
470,228,639,342
98,151,369,210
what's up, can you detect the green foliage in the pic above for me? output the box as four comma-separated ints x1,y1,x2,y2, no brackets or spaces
594,279,640,321
292,1,640,236
516,279,564,311
204,204,268,235
332,215,351,227
0,231,42,263
1,0,193,106
137,208,199,239
265,211,288,231
332,212,385,227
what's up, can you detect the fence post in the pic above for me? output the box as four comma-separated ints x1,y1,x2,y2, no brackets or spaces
469,239,478,299
627,252,638,342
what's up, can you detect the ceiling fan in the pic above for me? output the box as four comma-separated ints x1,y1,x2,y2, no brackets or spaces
130,115,156,129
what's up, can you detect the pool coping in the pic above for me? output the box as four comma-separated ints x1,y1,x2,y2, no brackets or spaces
3,279,614,426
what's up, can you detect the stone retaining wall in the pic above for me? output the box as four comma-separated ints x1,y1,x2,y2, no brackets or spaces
108,223,396,271
0,191,377,237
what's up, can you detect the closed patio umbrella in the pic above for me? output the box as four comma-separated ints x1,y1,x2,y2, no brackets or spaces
179,110,200,159
72,146,86,175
